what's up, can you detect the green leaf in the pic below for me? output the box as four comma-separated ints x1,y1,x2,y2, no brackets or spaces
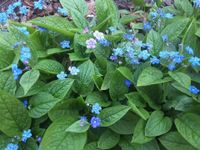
84,142,100,150
29,92,61,118
0,31,17,51
30,16,75,37
99,105,131,127
117,67,135,83
161,18,189,40
71,9,88,28
137,67,164,87
109,70,129,100
145,111,172,137
175,0,193,16
169,71,191,89
159,132,196,150
0,135,12,150
147,30,163,54
134,140,160,150
66,120,90,133
73,60,98,96
20,70,40,95
132,119,153,144
47,48,69,56
44,78,74,99
175,113,200,150
0,90,31,137
97,129,120,149
196,28,200,38
34,59,64,74
40,117,87,150
0,50,15,70
126,93,150,120
110,112,139,135
0,71,16,95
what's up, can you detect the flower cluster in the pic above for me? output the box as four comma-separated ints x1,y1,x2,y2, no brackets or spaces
57,66,80,80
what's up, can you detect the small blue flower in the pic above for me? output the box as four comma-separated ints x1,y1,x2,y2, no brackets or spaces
22,129,32,142
36,26,47,32
0,12,8,24
189,57,200,67
19,6,29,15
37,137,42,143
91,103,102,115
5,143,18,150
110,55,118,61
162,35,168,42
98,38,111,46
17,27,29,36
138,50,150,60
168,62,176,71
150,12,158,19
57,7,68,16
60,40,70,49
124,80,132,88
12,64,23,80
6,5,15,15
113,48,124,56
143,22,152,31
57,71,67,80
109,27,117,33
130,58,140,65
123,33,135,41
68,66,80,75
34,0,44,10
80,116,87,127
193,0,200,7
189,85,200,94
172,54,184,64
23,100,28,108
159,51,170,59
13,1,22,8
141,43,153,50
90,117,101,128
164,13,173,19
20,47,31,63
150,56,160,65
185,46,194,55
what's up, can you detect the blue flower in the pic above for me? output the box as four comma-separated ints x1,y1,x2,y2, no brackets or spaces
164,13,173,19
185,46,194,55
189,85,200,94
138,50,150,60
172,54,184,64
123,33,135,41
113,48,124,56
0,12,8,24
5,143,18,150
91,103,102,115
143,22,152,31
124,80,132,88
168,62,176,71
19,6,29,15
130,58,140,65
20,47,31,63
150,56,160,65
98,38,111,46
68,66,80,75
159,51,170,59
13,1,22,7
80,116,87,127
162,35,168,42
17,27,29,36
37,136,42,143
150,12,158,19
110,55,118,61
60,40,70,49
57,71,67,80
109,27,117,33
22,129,32,142
141,43,153,50
189,57,200,67
193,0,200,7
23,100,28,108
57,7,68,16
12,64,23,80
36,26,47,32
6,5,15,15
34,0,44,10
90,117,101,128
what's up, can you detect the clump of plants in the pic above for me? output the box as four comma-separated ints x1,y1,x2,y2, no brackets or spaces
0,0,200,150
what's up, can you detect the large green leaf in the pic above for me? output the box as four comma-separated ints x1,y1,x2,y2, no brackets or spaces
29,92,61,118
97,129,120,149
161,18,189,40
30,16,75,37
0,50,15,70
0,90,31,137
73,60,99,96
0,135,12,150
34,59,64,74
99,105,131,127
0,31,17,51
169,71,191,89
0,71,16,95
132,119,153,144
147,30,163,55
159,132,196,150
44,78,74,99
40,117,87,150
145,111,172,137
66,120,90,133
137,67,170,86
20,70,40,95
117,67,135,83
175,113,200,150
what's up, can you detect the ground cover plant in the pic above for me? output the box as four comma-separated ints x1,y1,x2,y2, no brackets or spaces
0,0,200,149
